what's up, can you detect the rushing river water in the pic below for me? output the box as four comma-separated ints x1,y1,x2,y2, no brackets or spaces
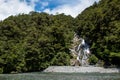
0,72,120,80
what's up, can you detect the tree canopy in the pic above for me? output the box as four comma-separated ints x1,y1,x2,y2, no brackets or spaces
0,0,120,73
75,0,120,66
0,12,74,73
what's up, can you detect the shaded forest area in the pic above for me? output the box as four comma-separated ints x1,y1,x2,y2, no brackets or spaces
0,0,120,73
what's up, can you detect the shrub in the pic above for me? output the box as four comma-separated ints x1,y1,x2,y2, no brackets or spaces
0,68,3,73
51,52,70,66
89,54,98,65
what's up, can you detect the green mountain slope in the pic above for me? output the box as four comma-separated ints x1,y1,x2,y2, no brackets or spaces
75,0,120,66
0,13,74,73
0,0,120,73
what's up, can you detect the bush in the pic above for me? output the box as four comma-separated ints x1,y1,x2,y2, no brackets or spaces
0,68,3,73
110,52,120,66
51,52,70,66
89,54,98,65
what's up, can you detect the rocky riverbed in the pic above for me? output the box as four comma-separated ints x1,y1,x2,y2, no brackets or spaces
43,66,120,73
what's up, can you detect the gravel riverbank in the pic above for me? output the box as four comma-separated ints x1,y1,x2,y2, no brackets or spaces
43,66,120,73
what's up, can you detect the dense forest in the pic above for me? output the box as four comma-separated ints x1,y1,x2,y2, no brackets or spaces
75,0,120,66
0,0,120,73
0,13,74,73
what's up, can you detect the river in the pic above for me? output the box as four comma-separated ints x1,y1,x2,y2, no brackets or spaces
0,72,120,80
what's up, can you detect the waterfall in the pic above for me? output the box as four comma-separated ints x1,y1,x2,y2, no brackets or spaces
70,33,91,66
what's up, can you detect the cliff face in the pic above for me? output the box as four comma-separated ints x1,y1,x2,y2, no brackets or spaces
70,33,90,66
70,34,81,66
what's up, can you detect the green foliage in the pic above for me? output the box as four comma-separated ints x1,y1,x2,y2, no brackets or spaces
0,12,74,73
75,0,120,66
51,52,70,66
89,55,98,65
110,52,120,66
0,0,120,73
0,68,3,73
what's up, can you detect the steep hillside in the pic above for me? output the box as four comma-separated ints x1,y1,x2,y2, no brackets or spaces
0,0,120,73
0,12,74,73
75,0,120,66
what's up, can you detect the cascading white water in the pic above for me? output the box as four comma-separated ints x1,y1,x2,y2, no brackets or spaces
70,33,91,66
